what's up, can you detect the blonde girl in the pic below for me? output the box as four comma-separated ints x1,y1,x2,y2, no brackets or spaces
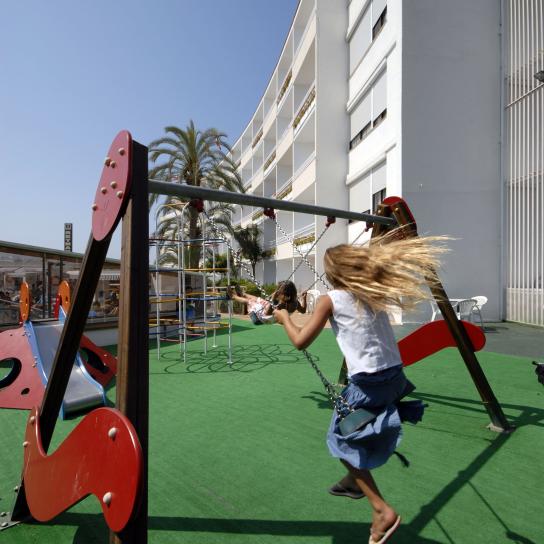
273,232,447,544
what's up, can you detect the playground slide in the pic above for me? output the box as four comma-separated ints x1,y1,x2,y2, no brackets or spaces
58,306,117,388
24,320,106,418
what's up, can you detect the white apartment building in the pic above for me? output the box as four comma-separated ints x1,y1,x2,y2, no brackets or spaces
228,0,543,326
229,0,348,293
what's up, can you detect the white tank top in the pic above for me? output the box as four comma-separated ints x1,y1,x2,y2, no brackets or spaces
326,289,402,377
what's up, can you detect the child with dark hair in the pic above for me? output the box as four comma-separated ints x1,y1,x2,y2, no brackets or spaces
228,280,307,325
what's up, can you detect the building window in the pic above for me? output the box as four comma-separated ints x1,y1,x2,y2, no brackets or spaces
372,6,387,40
349,0,387,75
349,121,371,150
348,161,386,220
349,70,387,151
373,108,387,128
372,188,386,213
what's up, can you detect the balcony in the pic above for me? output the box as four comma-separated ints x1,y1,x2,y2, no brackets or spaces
293,10,316,78
293,0,315,52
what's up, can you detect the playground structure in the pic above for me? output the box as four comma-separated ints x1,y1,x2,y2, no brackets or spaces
0,131,513,543
0,280,116,417
150,201,233,363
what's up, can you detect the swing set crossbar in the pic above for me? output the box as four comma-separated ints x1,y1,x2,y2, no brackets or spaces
148,180,397,226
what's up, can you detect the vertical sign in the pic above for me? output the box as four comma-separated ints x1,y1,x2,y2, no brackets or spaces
64,223,73,252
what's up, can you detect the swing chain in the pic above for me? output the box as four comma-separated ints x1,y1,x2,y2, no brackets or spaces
269,215,330,290
302,349,353,417
283,219,333,286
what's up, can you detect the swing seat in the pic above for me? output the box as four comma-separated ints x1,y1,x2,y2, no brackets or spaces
248,311,263,325
339,407,377,436
248,311,276,325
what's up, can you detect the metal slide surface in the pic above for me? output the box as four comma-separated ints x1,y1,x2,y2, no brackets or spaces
24,321,106,418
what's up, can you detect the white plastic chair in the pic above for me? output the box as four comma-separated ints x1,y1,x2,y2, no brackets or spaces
456,299,478,323
470,296,487,327
429,300,440,321
305,289,321,314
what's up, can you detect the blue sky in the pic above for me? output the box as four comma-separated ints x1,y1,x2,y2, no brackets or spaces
0,0,298,258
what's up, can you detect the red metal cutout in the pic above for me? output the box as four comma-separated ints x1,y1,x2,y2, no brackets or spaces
0,327,45,410
23,406,143,533
399,320,486,367
79,335,117,387
92,131,132,241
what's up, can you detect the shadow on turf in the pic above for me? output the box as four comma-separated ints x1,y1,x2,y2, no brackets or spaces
46,512,444,544
23,391,541,544
411,392,544,429
404,392,540,542
156,343,311,374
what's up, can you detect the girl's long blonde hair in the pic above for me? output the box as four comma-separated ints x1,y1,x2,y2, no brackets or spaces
324,229,450,313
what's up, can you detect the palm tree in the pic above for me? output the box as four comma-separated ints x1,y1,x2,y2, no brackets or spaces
149,121,244,267
232,224,264,278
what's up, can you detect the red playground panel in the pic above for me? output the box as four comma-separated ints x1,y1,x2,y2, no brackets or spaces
399,320,486,367
23,406,143,533
92,130,132,242
79,335,117,387
0,327,45,410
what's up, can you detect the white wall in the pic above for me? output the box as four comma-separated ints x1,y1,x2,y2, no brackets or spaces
314,0,350,290
402,0,502,320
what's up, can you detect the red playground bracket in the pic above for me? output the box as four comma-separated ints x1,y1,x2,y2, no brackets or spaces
23,406,143,533
92,130,132,241
399,320,486,367
0,327,45,409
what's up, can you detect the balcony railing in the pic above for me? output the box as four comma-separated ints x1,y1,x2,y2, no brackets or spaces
276,179,293,200
252,127,263,148
293,86,316,129
263,150,276,172
277,70,292,105
293,223,315,246
252,210,264,221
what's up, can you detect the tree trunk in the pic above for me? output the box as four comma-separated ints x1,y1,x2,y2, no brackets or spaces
188,208,200,269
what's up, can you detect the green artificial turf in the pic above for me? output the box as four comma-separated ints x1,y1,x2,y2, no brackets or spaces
0,319,542,543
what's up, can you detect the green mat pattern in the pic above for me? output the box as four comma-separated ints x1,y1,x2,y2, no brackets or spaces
0,319,542,543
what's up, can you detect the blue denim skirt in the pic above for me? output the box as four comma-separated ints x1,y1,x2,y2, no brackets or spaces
326,365,423,470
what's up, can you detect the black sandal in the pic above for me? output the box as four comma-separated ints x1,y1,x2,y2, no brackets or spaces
328,482,365,500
